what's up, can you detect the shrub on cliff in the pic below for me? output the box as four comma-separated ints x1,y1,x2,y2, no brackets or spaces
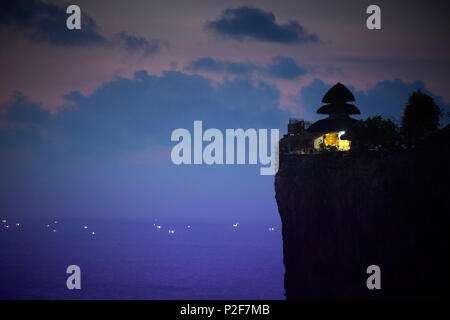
348,116,401,153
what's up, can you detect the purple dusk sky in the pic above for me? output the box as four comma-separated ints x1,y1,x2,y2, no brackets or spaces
0,0,449,221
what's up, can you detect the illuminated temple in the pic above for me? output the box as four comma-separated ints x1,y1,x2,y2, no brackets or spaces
280,82,360,154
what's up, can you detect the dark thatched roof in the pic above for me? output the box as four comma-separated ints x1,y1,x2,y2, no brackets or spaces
307,117,357,133
322,82,355,103
317,102,361,115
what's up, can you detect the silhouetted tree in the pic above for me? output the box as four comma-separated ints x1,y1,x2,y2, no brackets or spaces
348,116,400,153
401,89,442,147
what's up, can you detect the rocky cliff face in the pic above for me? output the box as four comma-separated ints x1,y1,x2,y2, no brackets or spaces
275,151,450,299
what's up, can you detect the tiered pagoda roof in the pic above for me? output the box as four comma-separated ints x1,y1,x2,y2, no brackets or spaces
308,82,360,133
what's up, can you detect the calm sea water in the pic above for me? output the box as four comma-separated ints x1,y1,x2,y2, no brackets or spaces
0,219,284,299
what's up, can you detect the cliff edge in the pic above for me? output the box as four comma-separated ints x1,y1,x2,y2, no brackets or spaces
275,150,450,299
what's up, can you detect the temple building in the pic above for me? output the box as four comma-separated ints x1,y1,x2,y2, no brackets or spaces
280,83,360,154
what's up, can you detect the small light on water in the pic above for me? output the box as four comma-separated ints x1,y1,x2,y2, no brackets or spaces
91,232,95,235
156,225,162,229
268,227,275,232
168,229,175,234
83,226,88,229
233,222,239,228
1,219,6,223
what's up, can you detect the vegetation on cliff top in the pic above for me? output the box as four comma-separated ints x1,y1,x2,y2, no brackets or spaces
347,89,447,154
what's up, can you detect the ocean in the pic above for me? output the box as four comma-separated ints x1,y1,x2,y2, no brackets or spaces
0,218,284,299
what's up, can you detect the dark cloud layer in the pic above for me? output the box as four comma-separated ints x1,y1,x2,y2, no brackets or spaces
205,6,320,44
116,32,166,57
0,70,285,156
2,75,448,156
184,57,257,76
185,56,307,80
1,92,50,124
262,57,307,80
0,0,106,45
0,92,50,148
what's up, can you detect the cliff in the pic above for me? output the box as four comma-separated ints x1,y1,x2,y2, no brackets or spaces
275,150,450,299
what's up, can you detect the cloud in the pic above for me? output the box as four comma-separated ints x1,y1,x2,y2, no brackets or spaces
185,56,307,80
0,92,50,148
262,56,307,80
0,0,170,55
205,6,320,44
0,0,106,45
1,92,51,124
35,70,284,156
115,32,166,57
297,78,450,125
184,57,258,76
2,75,447,155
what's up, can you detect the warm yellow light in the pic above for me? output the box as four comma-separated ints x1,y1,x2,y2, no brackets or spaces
338,139,350,151
324,132,350,151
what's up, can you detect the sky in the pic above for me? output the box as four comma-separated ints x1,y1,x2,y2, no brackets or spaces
0,0,449,221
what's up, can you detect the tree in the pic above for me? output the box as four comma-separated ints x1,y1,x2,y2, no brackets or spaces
401,89,442,147
348,116,401,152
